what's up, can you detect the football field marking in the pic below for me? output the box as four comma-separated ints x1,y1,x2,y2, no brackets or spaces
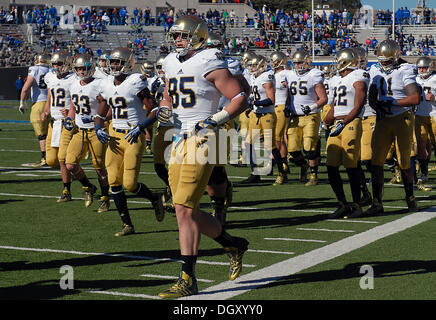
0,245,256,268
140,274,214,283
180,209,436,300
296,227,355,233
264,237,327,243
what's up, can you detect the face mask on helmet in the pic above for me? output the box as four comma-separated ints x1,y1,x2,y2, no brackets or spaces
166,16,208,57
376,40,400,73
416,57,434,79
73,55,95,81
292,52,310,75
107,48,135,77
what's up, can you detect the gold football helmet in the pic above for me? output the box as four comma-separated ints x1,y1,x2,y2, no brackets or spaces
336,48,359,73
73,53,95,80
50,50,72,75
242,51,256,68
34,53,51,66
270,51,288,70
292,50,311,74
321,64,335,79
353,47,368,69
416,56,435,79
166,15,208,56
376,39,401,72
98,49,111,73
155,54,166,79
206,31,224,50
108,47,135,76
248,54,268,76
140,61,154,77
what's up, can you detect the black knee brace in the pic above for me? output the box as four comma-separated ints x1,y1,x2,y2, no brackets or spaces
207,166,228,186
38,134,47,141
304,150,318,161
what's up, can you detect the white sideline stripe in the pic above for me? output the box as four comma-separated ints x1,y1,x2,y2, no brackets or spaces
88,290,162,300
180,209,436,300
264,237,327,243
247,249,294,255
326,219,379,224
0,192,153,204
0,245,256,268
296,227,355,233
140,274,214,283
229,206,332,213
0,149,40,153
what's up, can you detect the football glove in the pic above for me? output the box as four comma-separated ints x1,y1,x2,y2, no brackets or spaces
150,78,161,96
247,96,254,108
124,117,154,144
157,106,172,124
329,120,345,137
95,124,111,144
195,116,218,133
64,117,74,131
301,103,317,115
284,105,292,118
18,100,26,114
81,114,94,124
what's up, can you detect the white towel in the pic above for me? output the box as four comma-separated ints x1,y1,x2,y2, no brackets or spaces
51,119,62,148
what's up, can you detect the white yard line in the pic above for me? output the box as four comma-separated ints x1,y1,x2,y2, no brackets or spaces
139,274,214,283
264,237,327,243
0,245,256,268
88,290,162,300
180,209,436,300
296,227,355,233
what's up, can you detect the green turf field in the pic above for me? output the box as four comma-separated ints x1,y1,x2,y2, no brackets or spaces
1,104,436,302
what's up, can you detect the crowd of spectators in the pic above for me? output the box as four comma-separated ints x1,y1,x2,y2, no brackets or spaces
1,3,436,69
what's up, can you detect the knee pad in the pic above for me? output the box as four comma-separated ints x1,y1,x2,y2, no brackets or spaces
304,150,318,161
289,151,304,161
38,134,47,141
111,185,123,194
207,166,228,186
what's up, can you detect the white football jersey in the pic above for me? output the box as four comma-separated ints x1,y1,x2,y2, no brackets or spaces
361,67,376,117
243,68,252,86
284,68,324,115
369,62,417,117
218,56,243,111
416,73,436,116
250,69,275,114
100,73,148,130
44,72,75,121
326,74,341,106
69,77,103,129
29,65,49,102
274,69,288,105
93,67,112,80
162,48,227,132
332,69,370,118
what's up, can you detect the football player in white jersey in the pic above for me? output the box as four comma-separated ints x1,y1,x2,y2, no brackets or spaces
415,56,436,184
353,46,373,206
204,32,247,225
270,50,291,184
365,39,421,215
238,51,257,165
139,60,155,155
324,48,369,219
284,50,327,186
64,53,110,213
156,15,250,298
93,50,111,80
240,54,287,184
94,47,165,237
148,54,175,209
41,50,76,203
19,53,51,167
